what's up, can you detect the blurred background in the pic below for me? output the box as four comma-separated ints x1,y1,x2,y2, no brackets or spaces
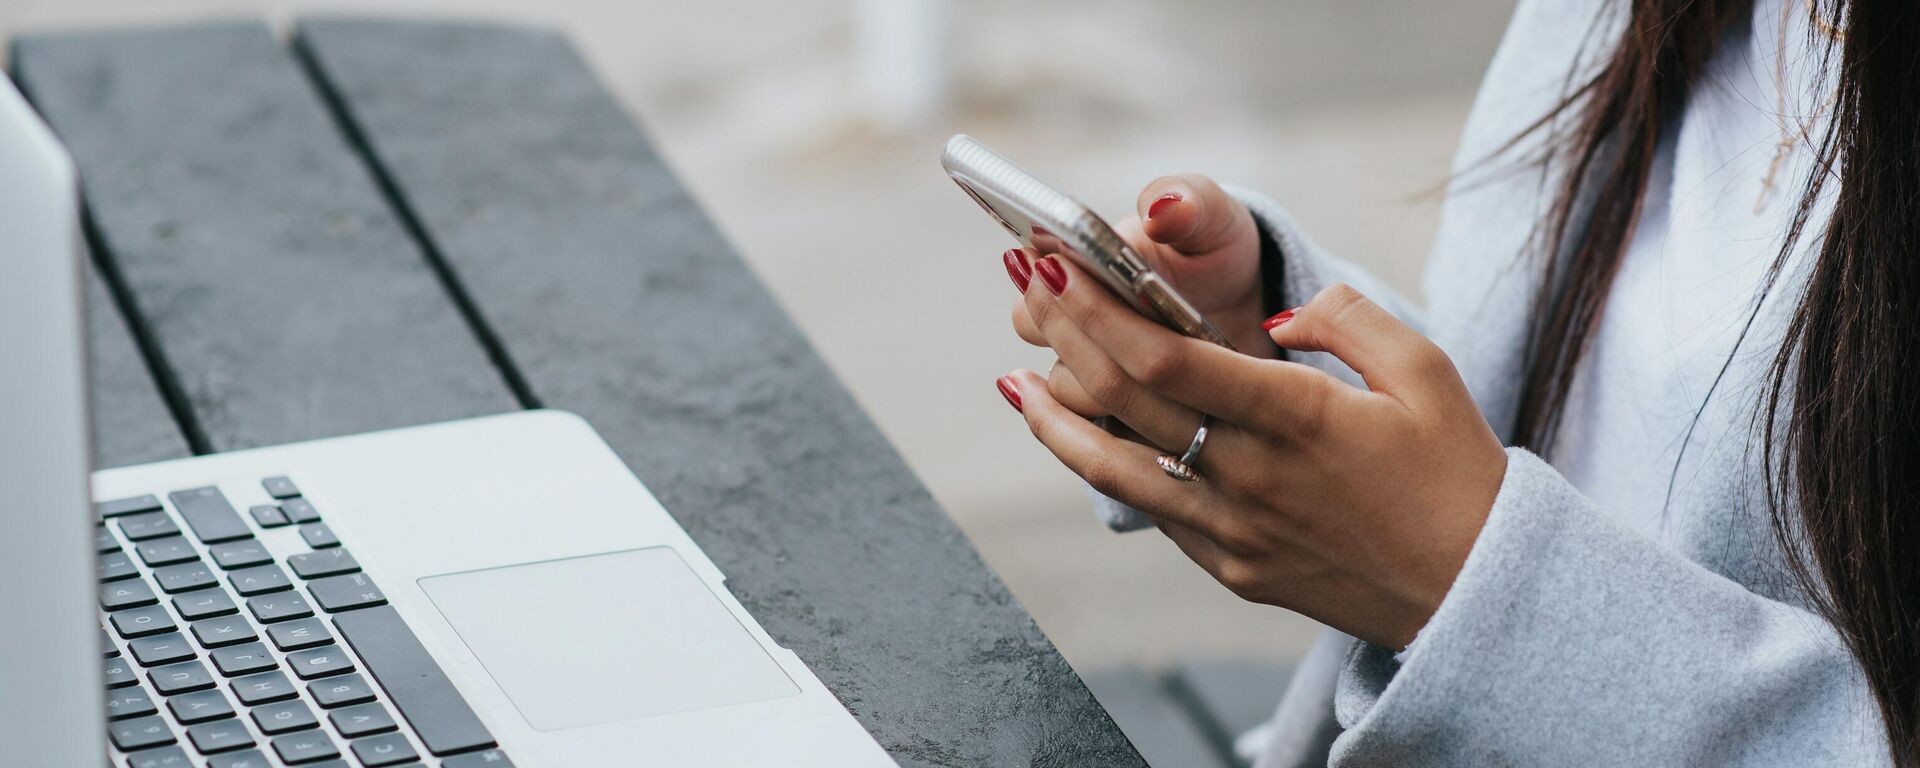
3,0,1515,684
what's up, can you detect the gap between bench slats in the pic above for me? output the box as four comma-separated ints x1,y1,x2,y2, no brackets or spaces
11,23,520,455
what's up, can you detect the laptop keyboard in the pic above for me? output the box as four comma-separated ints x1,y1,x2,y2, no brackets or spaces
95,476,516,768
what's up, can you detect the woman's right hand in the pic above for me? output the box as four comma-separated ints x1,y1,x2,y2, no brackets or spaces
1006,174,1273,423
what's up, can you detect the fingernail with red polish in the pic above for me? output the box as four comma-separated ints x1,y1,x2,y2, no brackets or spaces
996,375,1024,413
1262,309,1296,330
1147,193,1182,220
1003,249,1031,292
1035,257,1068,296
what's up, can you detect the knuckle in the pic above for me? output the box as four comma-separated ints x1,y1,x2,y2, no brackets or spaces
1132,340,1188,388
1314,282,1366,312
1064,287,1107,330
1212,518,1263,555
1080,364,1136,414
1215,560,1265,601
1023,286,1058,325
1284,375,1334,442
1410,343,1456,379
1080,455,1125,499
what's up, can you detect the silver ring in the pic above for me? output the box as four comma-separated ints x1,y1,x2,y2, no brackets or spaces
1158,416,1210,482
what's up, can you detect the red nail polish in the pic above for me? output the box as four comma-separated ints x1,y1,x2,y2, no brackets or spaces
1147,193,1182,220
1003,249,1031,292
996,376,1023,413
1034,257,1068,296
1261,309,1296,330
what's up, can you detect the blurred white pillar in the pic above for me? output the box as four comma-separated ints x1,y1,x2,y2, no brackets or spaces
853,0,950,128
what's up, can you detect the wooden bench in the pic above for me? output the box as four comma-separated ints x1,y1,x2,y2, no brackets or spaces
1083,660,1297,768
11,19,1146,765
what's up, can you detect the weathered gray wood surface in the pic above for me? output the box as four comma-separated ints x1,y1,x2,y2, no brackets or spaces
15,17,1144,766
12,23,518,453
292,18,1140,766
9,44,192,467
84,262,190,468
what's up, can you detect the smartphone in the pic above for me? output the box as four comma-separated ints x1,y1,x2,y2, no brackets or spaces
941,134,1234,350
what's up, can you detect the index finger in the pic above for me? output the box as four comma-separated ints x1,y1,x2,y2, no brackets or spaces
1034,255,1347,438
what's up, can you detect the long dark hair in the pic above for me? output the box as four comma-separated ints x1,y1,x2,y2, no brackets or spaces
1507,0,1919,762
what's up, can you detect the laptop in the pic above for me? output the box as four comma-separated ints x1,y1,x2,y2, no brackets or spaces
0,72,894,768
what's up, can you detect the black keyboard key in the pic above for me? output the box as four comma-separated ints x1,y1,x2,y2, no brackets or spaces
173,589,240,621
262,476,301,499
270,731,340,764
187,717,254,753
327,701,396,738
443,749,515,767
96,524,121,553
148,659,216,695
287,548,359,579
228,564,291,596
248,504,290,528
117,511,181,541
128,633,196,667
101,580,159,611
190,616,259,648
169,487,254,544
252,699,320,734
267,617,334,651
333,606,495,755
135,536,198,567
297,523,339,549
153,561,218,594
308,573,386,613
247,592,313,623
209,540,273,570
230,670,298,705
286,647,354,680
105,684,157,719
210,643,278,677
104,655,137,688
101,626,120,657
98,550,139,582
281,498,321,524
110,715,177,751
167,688,236,725
308,674,375,709
111,605,178,639
207,749,272,768
350,733,418,767
96,494,163,519
124,745,193,768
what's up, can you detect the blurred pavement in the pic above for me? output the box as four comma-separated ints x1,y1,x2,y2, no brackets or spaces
2,0,1517,671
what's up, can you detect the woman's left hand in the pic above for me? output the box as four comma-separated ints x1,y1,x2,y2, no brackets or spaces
999,257,1508,649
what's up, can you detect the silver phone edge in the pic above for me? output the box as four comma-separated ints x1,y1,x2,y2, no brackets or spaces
941,134,1232,348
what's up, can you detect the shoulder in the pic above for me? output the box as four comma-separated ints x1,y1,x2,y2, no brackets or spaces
1454,0,1620,168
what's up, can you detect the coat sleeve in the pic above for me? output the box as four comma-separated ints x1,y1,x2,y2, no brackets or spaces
1327,448,1886,766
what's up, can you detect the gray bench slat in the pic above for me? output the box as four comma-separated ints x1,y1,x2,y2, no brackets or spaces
1082,667,1234,768
1169,660,1296,763
85,259,191,468
292,18,1141,765
11,23,518,453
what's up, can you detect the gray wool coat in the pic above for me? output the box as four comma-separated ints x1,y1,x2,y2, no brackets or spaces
1095,0,1891,764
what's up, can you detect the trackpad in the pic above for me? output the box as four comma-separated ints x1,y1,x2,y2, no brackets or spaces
418,548,798,731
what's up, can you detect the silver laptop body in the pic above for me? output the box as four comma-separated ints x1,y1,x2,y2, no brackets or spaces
0,72,892,768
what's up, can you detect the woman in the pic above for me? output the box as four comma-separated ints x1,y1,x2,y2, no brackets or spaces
994,0,1915,764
